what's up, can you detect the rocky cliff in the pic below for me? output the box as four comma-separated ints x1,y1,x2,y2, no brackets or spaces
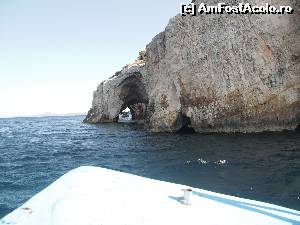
85,0,300,133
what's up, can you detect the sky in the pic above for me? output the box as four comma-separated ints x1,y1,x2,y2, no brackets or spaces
0,0,187,117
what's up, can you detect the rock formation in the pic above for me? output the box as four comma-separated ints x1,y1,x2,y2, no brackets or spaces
85,0,300,133
84,59,147,123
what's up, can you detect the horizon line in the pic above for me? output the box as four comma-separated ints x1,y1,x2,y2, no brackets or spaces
0,112,87,119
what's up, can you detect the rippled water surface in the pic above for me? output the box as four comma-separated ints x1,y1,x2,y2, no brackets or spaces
0,116,299,217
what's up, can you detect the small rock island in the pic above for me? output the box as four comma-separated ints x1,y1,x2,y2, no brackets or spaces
85,0,300,133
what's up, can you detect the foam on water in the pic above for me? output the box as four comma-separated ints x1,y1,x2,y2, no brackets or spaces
0,116,299,217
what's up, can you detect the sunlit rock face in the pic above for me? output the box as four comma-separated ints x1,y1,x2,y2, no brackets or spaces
84,60,148,123
85,0,300,132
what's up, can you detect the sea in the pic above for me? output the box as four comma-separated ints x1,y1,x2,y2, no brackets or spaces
0,115,299,218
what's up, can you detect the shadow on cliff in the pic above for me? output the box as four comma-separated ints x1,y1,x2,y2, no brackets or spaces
176,114,195,134
295,123,300,133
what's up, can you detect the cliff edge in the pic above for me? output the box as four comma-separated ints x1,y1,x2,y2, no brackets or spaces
85,0,300,133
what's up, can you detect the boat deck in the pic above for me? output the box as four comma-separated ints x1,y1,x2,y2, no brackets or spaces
1,166,300,225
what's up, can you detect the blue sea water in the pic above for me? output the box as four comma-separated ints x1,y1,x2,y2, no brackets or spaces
0,115,299,217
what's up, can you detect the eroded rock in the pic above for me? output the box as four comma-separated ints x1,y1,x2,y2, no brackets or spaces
84,61,148,123
85,0,300,133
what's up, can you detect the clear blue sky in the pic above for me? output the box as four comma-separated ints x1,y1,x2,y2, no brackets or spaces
0,0,187,117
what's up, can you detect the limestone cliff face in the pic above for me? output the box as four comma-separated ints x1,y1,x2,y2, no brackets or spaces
85,0,300,133
84,61,147,123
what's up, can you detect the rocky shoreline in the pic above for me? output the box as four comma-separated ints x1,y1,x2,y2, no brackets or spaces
85,0,300,133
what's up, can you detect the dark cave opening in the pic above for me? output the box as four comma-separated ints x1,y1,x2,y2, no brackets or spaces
117,103,146,122
117,103,147,123
117,105,134,122
117,74,148,123
296,123,300,132
176,114,195,134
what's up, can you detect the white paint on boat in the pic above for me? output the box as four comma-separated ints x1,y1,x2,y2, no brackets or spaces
1,166,300,225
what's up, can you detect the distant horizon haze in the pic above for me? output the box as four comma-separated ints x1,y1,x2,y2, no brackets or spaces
0,112,86,119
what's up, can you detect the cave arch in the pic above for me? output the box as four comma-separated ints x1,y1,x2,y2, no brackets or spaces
116,74,148,122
